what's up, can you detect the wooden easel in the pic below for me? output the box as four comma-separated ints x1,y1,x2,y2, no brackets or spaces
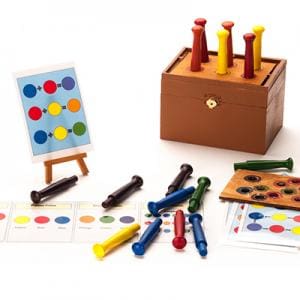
44,153,89,184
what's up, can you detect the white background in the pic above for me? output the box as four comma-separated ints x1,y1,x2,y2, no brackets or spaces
0,0,300,299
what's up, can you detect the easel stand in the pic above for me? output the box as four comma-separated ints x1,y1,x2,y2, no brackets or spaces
44,153,89,184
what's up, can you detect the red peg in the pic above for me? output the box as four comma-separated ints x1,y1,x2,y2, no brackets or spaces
194,18,209,62
222,21,234,67
243,33,256,79
172,209,187,249
190,25,204,72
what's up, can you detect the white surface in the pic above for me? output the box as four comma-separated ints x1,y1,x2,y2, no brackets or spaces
1,0,300,299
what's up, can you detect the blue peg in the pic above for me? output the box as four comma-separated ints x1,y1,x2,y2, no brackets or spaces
188,213,208,257
132,218,162,256
147,186,195,217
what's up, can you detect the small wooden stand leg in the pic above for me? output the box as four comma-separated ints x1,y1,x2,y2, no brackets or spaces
44,163,53,184
43,153,89,184
77,158,89,175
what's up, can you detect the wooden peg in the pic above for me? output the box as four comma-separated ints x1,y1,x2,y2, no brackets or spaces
243,33,256,79
222,21,234,67
216,29,229,75
194,18,209,62
190,25,204,72
253,25,265,70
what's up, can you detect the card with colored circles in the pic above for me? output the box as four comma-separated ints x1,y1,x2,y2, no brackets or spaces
140,202,201,244
15,64,91,162
7,202,75,242
0,202,12,242
73,202,139,243
237,204,300,247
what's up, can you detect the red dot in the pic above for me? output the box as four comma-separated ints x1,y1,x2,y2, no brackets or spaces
28,106,42,121
293,215,300,222
269,225,285,233
234,226,239,233
145,221,152,225
43,80,57,94
34,216,50,224
0,213,6,220
241,205,245,210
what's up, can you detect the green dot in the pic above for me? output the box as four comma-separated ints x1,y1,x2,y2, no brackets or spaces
99,216,115,223
145,213,152,218
73,122,86,136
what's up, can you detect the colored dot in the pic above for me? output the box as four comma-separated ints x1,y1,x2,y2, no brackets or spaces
145,213,152,218
291,226,300,235
34,130,47,144
28,106,42,121
34,216,50,224
23,84,37,98
73,122,86,136
247,223,262,231
55,216,70,224
14,216,30,224
269,225,285,233
251,204,264,209
234,226,239,233
249,212,264,220
185,229,190,233
145,221,152,225
62,76,75,90
53,126,68,141
163,228,171,233
100,216,115,223
271,213,287,221
163,221,170,225
43,80,57,94
67,98,81,112
162,213,170,218
237,214,242,221
293,215,300,222
0,213,6,220
241,204,245,210
48,102,62,116
119,216,135,224
79,215,95,223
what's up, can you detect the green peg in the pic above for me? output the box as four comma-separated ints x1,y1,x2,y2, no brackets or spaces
188,177,211,213
234,157,294,171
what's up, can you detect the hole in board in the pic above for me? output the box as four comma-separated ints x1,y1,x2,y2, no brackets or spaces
274,181,286,187
282,188,296,195
289,178,300,185
292,196,300,202
251,194,267,201
236,187,253,194
254,185,269,191
267,192,281,199
244,175,261,182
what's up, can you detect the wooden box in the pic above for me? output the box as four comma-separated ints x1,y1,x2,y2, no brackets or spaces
160,48,287,154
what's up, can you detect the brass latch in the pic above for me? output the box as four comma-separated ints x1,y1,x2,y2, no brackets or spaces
206,98,218,109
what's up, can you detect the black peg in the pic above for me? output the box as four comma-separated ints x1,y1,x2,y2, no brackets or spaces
101,175,143,208
31,175,78,204
166,164,193,196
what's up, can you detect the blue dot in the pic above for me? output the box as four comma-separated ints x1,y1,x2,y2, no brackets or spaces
61,76,75,90
55,216,70,224
33,130,47,144
162,213,170,218
163,228,171,233
23,84,37,98
249,212,264,220
247,223,262,231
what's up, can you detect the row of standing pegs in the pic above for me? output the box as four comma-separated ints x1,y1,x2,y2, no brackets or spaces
191,18,265,79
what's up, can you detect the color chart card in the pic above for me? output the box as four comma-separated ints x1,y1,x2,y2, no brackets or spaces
7,202,75,242
73,202,139,243
0,202,11,242
140,203,195,244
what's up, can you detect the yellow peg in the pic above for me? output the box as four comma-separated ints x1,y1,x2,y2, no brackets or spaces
93,223,140,259
216,29,229,75
253,25,265,70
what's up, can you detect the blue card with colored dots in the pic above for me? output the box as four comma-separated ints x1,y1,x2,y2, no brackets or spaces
15,64,91,161
238,204,300,247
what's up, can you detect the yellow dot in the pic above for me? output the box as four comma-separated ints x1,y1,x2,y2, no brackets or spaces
271,213,287,221
163,221,170,225
48,102,62,116
291,227,300,235
14,216,30,224
53,126,68,140
251,204,264,209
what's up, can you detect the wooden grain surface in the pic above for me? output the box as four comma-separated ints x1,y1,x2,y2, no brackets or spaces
219,170,300,210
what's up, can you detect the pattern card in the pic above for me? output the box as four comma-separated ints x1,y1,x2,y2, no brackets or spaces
0,202,12,242
7,202,75,242
73,202,139,243
16,64,91,162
